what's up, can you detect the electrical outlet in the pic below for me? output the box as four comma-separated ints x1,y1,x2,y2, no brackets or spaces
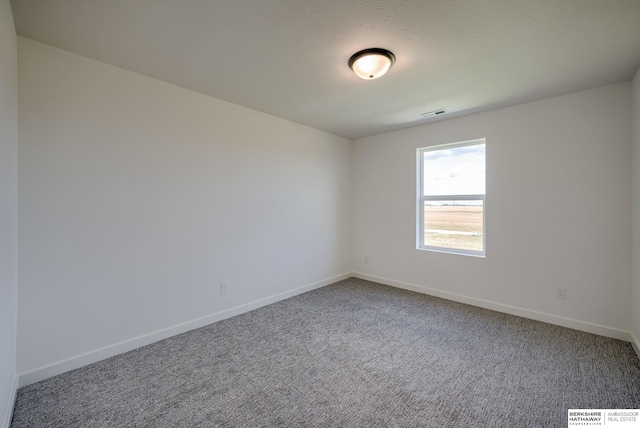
220,283,229,295
556,287,567,300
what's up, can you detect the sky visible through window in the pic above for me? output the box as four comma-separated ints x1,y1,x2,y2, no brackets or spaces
423,143,485,201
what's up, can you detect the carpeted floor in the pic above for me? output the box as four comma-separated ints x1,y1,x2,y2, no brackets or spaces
11,278,640,427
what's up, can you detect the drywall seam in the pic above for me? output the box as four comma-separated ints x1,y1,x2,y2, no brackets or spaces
1,375,17,428
18,272,351,387
353,272,632,343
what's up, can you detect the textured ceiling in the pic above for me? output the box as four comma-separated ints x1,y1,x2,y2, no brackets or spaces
9,0,640,139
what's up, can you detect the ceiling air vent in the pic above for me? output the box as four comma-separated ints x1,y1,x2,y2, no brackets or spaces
421,109,446,119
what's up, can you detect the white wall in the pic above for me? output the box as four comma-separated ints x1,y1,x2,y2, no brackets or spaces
353,83,632,338
633,66,640,352
17,37,351,384
0,0,18,426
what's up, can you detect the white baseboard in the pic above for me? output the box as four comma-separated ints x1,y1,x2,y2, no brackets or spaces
631,332,640,360
18,272,351,388
2,375,18,428
352,272,633,343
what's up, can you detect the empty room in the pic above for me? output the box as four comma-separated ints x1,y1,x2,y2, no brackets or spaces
2,0,640,426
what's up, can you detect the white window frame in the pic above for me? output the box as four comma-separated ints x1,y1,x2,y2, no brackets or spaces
416,139,486,258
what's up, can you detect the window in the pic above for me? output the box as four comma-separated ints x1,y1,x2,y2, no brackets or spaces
417,139,486,257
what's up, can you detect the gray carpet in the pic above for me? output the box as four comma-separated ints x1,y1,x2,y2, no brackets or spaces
11,278,640,427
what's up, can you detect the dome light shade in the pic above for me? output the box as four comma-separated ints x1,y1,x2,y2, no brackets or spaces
348,48,396,80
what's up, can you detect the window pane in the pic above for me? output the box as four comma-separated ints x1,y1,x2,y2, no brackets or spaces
423,144,485,196
424,201,483,251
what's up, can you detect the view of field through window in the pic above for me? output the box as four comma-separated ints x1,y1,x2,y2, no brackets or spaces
419,140,485,255
423,202,483,251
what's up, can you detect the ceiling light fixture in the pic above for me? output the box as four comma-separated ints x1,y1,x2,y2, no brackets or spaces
348,48,396,80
